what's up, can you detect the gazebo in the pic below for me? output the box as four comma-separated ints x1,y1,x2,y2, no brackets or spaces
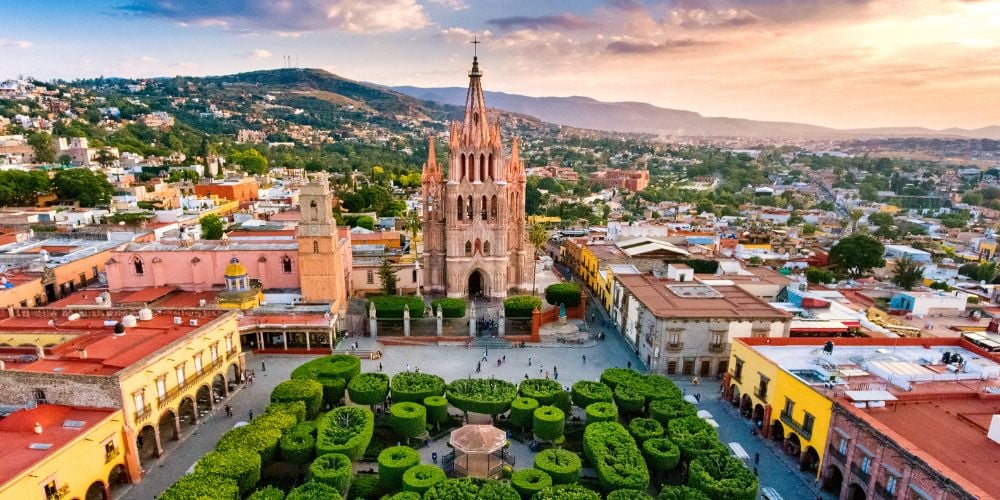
447,425,511,478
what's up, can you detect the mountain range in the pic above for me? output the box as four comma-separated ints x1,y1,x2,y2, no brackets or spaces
391,85,1000,140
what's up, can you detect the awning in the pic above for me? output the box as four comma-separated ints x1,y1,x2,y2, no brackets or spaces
845,390,898,402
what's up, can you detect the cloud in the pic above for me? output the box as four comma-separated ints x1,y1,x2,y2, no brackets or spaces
251,48,272,58
425,0,468,10
667,8,761,28
605,38,717,54
486,13,594,31
119,0,429,34
0,39,31,49
439,28,492,44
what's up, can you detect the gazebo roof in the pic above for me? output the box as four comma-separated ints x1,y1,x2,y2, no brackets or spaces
449,424,506,453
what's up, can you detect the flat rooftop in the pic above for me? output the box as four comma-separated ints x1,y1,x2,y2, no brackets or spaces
616,273,790,319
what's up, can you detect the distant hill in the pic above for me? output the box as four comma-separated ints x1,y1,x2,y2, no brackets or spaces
393,85,1000,140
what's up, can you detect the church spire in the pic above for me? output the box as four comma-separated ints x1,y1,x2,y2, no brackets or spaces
462,55,489,145
421,136,440,182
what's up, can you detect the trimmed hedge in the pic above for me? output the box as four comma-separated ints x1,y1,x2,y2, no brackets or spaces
585,402,618,425
422,478,520,500
280,424,315,465
350,474,379,499
247,486,286,500
642,375,681,403
544,282,582,308
687,455,758,500
657,485,710,500
606,490,653,500
571,381,613,409
286,481,344,500
446,378,517,415
600,368,643,391
533,405,565,442
431,297,467,318
627,418,664,445
649,397,697,427
254,407,300,435
531,484,601,500
512,468,553,498
520,378,564,406
642,438,680,472
309,453,353,494
216,424,282,464
613,383,646,414
667,416,725,461
370,295,425,319
504,295,542,318
291,355,359,406
316,406,375,460
378,446,421,490
533,448,582,485
348,372,390,406
271,379,324,419
401,464,447,494
510,396,539,431
160,473,239,500
391,372,446,403
388,492,422,500
389,402,427,439
424,395,450,428
193,450,261,495
582,422,649,493
266,400,307,424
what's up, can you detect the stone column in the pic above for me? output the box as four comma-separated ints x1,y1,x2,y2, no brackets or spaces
436,307,443,336
256,330,264,350
282,330,288,350
763,404,773,439
305,331,311,350
327,330,334,353
403,305,411,337
469,304,477,337
369,302,378,339
498,306,505,337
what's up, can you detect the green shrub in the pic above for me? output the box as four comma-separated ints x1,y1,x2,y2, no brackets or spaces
582,422,649,492
648,398,696,427
309,453,353,494
613,383,646,414
687,455,757,500
388,492,421,500
378,446,421,490
160,473,239,500
271,379,324,419
216,424,282,464
446,378,517,415
606,490,653,500
530,484,601,500
600,368,643,391
292,355,358,406
431,297,466,318
533,448,582,485
642,438,680,472
667,416,725,461
316,406,375,460
544,282,582,307
520,378,564,406
280,424,315,465
391,372,446,403
510,396,539,431
193,450,261,495
533,405,565,442
584,402,618,425
266,400,307,424
504,295,542,318
423,395,450,428
641,375,681,403
370,295,425,319
253,408,299,435
389,402,427,439
247,485,286,500
286,481,344,500
657,485,709,500
401,464,446,494
570,381,613,409
349,474,380,500
512,468,553,498
317,378,348,407
627,418,663,445
422,478,520,500
347,372,390,406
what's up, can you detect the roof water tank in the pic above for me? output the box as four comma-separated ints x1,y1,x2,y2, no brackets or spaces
113,322,125,336
138,308,153,321
122,315,138,328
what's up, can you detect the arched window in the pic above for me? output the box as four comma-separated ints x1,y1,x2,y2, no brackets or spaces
133,257,144,275
481,195,488,220
479,154,486,182
461,154,467,181
281,256,293,273
490,195,498,220
312,240,319,254
457,196,464,221
488,153,495,180
483,241,491,255
310,200,318,221
466,197,473,220
465,241,472,255
475,238,482,254
469,154,475,182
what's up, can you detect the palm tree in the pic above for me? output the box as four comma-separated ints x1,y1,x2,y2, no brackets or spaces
848,209,864,234
404,209,421,257
528,223,548,295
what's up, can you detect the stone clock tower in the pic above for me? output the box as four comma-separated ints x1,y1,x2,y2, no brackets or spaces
297,173,349,308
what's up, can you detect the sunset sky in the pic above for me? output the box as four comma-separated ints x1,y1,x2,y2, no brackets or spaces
3,0,998,130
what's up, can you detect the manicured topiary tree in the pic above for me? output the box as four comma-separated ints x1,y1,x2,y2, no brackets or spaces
606,490,653,500
667,416,725,461
585,402,618,425
347,372,390,406
401,464,447,494
254,406,300,434
378,446,421,490
389,402,427,440
370,295,426,318
544,282,582,307
613,382,646,414
193,450,262,495
628,418,664,445
280,424,315,465
431,297,467,318
216,424,282,464
446,378,517,416
309,453,353,494
687,455,758,500
533,405,565,442
520,378,563,406
649,397,697,427
642,438,680,473
657,485,710,500
600,368,643,390
642,375,681,403
388,492,421,500
583,422,649,493
531,484,601,500
423,395,450,430
512,468,553,498
510,396,539,432
271,379,324,419
265,401,307,424
160,473,240,500
291,354,359,407
247,485,285,500
571,380,613,409
422,478,520,500
285,481,343,500
391,372,446,403
504,295,542,318
315,406,375,460
533,448,582,485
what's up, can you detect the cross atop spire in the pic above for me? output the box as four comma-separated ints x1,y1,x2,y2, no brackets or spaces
471,36,480,57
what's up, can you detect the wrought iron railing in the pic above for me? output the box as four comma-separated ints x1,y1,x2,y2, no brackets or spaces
157,357,225,407
780,410,813,440
827,444,846,463
105,447,121,463
133,403,152,423
851,462,871,485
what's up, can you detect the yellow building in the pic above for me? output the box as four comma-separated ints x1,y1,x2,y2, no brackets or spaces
527,215,561,226
0,406,129,500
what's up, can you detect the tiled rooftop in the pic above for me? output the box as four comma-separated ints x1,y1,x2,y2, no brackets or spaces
617,273,790,319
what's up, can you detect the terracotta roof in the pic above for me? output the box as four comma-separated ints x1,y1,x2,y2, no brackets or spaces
616,273,790,319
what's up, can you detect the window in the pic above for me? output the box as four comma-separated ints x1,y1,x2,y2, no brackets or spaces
93,265,99,278
44,480,59,498
682,358,695,375
104,439,119,462
225,335,233,353
838,438,848,455
483,241,491,255
133,392,145,414
156,377,166,398
711,331,723,346
194,354,203,374
465,241,473,255
490,195,498,219
79,272,87,287
457,196,464,220
668,331,680,345
282,256,293,273
802,412,815,434
412,269,417,283
133,257,144,275
666,360,677,374
733,358,744,381
783,398,795,417
466,197,473,219
210,344,218,362
861,455,872,474
885,474,898,494
367,270,374,284
312,240,319,254
757,375,769,398
34,388,47,404
176,365,186,385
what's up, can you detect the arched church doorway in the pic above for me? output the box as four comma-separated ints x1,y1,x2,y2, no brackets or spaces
468,270,484,298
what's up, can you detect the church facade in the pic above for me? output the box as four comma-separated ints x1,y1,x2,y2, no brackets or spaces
421,56,532,298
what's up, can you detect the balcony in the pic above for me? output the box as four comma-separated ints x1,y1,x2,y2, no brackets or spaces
731,371,742,383
708,342,726,353
665,342,684,352
780,410,813,440
874,484,896,499
133,403,152,423
850,462,871,485
827,444,846,463
156,357,226,407
754,386,767,399
105,447,121,463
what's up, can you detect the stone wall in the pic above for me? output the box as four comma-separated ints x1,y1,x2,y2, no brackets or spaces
0,370,121,408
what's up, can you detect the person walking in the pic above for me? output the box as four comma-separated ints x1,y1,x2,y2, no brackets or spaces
261,361,266,372
754,452,760,466
249,409,254,420
406,364,411,373
378,363,383,372
545,371,550,380
528,357,532,366
502,355,506,364
627,361,632,369
582,354,587,364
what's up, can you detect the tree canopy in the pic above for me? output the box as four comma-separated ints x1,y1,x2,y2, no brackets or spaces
52,168,113,207
829,234,885,278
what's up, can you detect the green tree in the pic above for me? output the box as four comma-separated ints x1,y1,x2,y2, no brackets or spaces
52,168,113,207
57,154,72,166
27,132,55,163
804,267,835,285
94,149,117,168
200,214,224,240
229,149,269,175
829,234,885,278
377,258,398,295
868,212,894,228
801,223,818,236
974,261,999,283
404,209,421,253
529,224,548,295
890,257,925,291
848,209,864,234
